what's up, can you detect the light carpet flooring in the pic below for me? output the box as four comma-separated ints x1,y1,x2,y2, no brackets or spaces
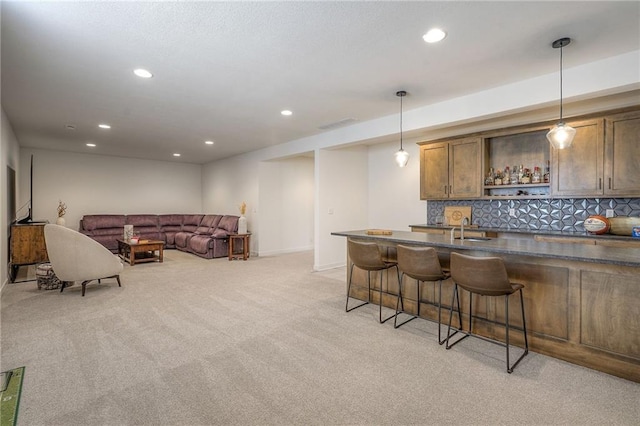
1,250,638,425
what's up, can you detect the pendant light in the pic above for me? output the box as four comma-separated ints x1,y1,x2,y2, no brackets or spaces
546,37,576,150
394,90,409,167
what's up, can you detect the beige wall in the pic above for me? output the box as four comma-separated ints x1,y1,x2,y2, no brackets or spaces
19,148,203,232
1,108,21,291
258,156,314,256
316,146,369,270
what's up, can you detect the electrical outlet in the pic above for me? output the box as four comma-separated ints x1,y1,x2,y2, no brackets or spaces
606,209,615,218
509,208,516,218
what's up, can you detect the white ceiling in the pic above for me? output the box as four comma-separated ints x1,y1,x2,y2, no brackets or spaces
2,1,639,164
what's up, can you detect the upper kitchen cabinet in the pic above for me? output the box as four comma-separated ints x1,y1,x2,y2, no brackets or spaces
551,118,604,197
420,137,482,200
604,110,640,197
552,111,640,198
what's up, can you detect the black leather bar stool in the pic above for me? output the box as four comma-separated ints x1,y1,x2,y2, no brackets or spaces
346,240,398,324
394,245,462,344
445,252,529,373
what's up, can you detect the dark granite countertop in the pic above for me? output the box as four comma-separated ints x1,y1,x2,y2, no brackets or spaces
408,224,636,241
331,230,640,267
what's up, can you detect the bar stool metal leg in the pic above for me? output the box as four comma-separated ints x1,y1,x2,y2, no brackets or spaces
379,267,396,324
346,262,369,312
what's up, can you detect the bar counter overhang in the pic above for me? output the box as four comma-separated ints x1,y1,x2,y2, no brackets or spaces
332,230,640,382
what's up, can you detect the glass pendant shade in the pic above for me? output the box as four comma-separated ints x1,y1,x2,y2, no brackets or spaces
548,37,574,150
394,148,410,167
394,90,409,167
546,122,576,150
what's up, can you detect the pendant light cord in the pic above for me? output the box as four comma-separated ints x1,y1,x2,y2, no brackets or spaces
559,44,564,122
399,94,404,150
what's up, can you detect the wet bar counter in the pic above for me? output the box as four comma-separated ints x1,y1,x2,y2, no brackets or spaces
332,230,640,382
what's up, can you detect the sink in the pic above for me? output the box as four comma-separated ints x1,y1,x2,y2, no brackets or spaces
454,237,492,242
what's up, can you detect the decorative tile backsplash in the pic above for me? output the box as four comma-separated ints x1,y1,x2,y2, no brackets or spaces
427,198,640,232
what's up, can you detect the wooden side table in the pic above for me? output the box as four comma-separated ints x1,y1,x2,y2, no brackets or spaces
228,233,251,261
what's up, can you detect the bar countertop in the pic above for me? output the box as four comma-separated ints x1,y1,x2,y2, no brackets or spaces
331,230,640,268
409,223,639,241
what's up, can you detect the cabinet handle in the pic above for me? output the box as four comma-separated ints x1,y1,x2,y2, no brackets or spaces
599,178,602,190
609,177,612,190
444,185,448,195
449,185,452,194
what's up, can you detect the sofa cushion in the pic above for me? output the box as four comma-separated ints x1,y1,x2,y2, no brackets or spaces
217,215,239,233
188,235,213,254
126,215,159,227
82,215,126,231
174,232,193,248
212,228,228,238
182,215,204,232
161,225,182,232
158,214,184,226
91,228,127,237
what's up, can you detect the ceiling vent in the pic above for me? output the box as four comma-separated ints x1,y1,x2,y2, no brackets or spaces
65,124,76,130
318,118,358,130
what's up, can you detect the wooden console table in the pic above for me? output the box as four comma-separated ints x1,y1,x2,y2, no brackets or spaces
228,233,251,261
9,223,49,282
117,239,164,266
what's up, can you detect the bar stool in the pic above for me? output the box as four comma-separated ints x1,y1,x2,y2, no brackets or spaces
346,240,398,324
394,245,462,344
445,252,529,373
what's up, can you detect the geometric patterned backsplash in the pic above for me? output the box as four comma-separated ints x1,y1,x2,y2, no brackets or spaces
427,198,640,232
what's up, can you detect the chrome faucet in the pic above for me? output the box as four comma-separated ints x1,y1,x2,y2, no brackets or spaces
460,217,469,241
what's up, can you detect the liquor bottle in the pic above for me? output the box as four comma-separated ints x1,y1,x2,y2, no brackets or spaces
494,169,503,185
485,168,495,186
510,165,519,185
518,164,525,184
521,168,531,184
532,166,542,184
503,167,510,186
543,160,550,183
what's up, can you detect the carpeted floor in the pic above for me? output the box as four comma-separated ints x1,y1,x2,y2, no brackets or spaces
1,250,638,425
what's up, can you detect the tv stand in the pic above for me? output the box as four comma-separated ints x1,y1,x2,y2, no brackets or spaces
9,223,49,282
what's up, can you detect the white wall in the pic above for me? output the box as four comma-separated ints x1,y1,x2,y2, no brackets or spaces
368,138,426,230
1,107,21,291
201,155,260,252
20,148,202,231
258,156,314,256
316,146,369,271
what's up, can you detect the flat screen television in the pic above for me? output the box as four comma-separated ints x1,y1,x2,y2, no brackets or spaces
17,155,34,224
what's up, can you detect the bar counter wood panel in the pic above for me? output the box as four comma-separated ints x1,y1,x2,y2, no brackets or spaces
337,232,640,382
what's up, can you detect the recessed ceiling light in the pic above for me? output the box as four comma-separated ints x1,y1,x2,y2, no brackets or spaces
281,110,293,116
98,124,111,129
86,143,96,147
134,68,153,78
205,140,214,145
65,124,76,131
173,153,181,157
423,28,447,43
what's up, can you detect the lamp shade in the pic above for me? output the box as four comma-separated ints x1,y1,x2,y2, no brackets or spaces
394,148,410,167
546,122,576,150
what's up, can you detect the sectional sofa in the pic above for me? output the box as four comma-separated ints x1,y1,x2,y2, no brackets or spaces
79,214,240,259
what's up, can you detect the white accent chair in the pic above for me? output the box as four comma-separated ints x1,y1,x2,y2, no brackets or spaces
44,224,123,296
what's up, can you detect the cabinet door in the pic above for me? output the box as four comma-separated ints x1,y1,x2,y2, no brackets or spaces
10,224,49,264
420,142,449,199
449,137,482,199
551,119,603,197
604,110,640,196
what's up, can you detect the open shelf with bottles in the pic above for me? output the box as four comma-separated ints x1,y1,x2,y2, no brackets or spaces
482,128,551,199
482,183,550,198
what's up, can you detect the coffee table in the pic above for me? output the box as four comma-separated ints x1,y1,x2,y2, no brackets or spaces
117,239,165,266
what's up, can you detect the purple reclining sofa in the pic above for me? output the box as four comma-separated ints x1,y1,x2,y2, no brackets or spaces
79,214,240,259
